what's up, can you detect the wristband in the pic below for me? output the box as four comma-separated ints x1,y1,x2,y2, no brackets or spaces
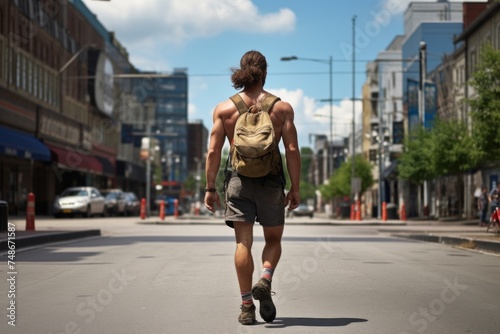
205,187,217,193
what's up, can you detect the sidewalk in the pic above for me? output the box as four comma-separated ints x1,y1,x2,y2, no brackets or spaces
1,213,499,255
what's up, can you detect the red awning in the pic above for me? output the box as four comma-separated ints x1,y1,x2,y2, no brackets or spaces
48,145,103,174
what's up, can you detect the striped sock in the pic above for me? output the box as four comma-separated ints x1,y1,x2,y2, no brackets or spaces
241,291,253,306
261,265,274,282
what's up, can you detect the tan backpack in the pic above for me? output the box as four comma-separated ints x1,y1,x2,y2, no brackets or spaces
229,93,281,178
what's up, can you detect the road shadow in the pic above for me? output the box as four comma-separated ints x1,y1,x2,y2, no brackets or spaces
266,317,368,328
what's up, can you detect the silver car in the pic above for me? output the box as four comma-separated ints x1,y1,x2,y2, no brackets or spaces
53,187,105,218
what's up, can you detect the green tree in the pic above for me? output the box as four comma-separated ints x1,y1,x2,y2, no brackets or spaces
319,154,374,200
430,120,479,175
398,127,435,184
468,44,500,163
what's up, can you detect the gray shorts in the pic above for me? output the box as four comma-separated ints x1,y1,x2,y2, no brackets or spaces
225,173,285,228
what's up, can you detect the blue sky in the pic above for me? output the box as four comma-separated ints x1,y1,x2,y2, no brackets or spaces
82,0,483,149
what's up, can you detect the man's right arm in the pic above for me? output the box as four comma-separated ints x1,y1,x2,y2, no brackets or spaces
204,105,226,211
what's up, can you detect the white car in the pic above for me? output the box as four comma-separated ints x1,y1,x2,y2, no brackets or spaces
53,187,105,218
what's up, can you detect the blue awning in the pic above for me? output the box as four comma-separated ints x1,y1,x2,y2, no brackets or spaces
0,126,51,162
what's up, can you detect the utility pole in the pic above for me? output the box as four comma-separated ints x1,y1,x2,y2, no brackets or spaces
352,15,357,200
419,41,428,217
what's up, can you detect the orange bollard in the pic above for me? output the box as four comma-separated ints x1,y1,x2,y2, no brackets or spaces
26,192,35,231
159,200,165,220
140,198,146,219
356,200,362,221
400,203,406,221
382,202,387,221
350,204,355,220
174,199,179,218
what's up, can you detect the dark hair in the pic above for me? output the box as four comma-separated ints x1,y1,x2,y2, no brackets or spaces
230,50,267,89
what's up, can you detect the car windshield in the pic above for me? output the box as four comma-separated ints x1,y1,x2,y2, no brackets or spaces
104,193,117,199
61,189,88,197
125,193,136,200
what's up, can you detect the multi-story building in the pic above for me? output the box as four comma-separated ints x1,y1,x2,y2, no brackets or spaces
362,36,405,218
132,69,189,200
454,1,500,218
0,0,122,214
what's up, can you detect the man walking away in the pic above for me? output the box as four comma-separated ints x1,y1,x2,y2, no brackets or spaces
204,50,301,325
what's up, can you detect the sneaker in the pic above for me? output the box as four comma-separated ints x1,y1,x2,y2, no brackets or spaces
238,304,256,325
251,278,276,323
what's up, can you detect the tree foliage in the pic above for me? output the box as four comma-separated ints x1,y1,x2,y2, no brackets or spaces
399,120,479,183
399,44,500,184
319,155,374,200
398,127,435,184
468,44,500,163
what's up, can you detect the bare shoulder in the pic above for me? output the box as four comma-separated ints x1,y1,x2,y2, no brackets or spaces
214,98,237,117
272,99,294,121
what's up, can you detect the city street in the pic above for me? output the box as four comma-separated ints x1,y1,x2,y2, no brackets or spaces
0,216,499,333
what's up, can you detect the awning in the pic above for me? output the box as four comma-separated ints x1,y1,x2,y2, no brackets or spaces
48,145,103,174
383,160,399,180
96,156,115,176
0,126,51,161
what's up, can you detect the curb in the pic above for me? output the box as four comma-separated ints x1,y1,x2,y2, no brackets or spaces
0,229,101,251
393,233,500,254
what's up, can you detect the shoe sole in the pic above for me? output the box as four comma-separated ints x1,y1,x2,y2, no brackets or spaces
238,318,255,325
252,284,276,323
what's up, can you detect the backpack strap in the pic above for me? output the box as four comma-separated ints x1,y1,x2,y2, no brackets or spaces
230,93,281,115
229,94,248,115
260,94,281,113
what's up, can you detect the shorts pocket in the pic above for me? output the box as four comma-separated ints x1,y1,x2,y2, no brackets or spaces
227,177,243,194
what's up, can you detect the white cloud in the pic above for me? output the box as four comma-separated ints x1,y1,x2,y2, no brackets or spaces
268,88,363,148
83,0,295,49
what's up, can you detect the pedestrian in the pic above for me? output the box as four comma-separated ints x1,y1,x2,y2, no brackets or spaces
489,182,500,216
204,50,301,325
478,186,489,227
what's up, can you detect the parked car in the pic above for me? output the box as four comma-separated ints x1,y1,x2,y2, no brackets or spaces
123,192,140,216
101,189,126,216
288,203,314,218
53,187,105,218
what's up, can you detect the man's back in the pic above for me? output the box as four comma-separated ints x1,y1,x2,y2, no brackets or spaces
214,90,291,145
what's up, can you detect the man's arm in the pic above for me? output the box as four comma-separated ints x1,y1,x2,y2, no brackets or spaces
280,101,301,210
204,105,226,212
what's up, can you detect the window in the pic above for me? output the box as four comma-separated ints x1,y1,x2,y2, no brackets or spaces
33,63,38,98
497,24,500,49
15,53,20,87
27,59,32,94
470,49,477,74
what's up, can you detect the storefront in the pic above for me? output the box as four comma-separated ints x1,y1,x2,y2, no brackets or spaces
0,125,52,215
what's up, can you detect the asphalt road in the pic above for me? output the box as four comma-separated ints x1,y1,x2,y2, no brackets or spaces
0,217,499,334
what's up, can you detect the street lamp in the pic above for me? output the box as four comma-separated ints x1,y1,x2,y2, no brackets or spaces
281,55,333,179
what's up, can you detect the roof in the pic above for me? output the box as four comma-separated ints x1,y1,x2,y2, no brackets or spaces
454,2,500,43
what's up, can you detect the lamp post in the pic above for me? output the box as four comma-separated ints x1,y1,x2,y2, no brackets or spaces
351,15,357,198
281,55,333,179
